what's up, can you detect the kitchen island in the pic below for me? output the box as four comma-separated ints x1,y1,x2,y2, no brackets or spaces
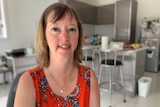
121,47,147,97
82,45,147,97
87,45,147,98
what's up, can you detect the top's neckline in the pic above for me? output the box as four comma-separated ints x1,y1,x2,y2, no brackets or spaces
42,65,81,100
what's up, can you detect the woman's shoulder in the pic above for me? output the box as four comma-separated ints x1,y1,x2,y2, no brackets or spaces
27,65,41,72
79,64,90,70
17,66,40,82
78,64,94,73
78,64,96,82
26,66,43,75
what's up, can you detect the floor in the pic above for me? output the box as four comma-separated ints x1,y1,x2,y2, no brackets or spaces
100,71,160,107
0,59,160,107
0,82,11,107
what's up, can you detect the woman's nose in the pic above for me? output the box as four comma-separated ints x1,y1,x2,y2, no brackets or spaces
60,30,69,40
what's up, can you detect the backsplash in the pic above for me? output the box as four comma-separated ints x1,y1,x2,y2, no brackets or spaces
82,24,114,41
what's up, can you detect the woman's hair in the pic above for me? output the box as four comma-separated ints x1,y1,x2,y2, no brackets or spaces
35,2,83,67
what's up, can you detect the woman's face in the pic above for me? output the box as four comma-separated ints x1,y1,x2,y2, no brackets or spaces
45,12,79,61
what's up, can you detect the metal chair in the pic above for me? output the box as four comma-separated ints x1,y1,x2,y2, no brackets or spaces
98,49,126,107
6,72,24,107
0,56,13,84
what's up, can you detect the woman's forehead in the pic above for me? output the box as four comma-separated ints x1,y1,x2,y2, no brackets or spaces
47,11,76,23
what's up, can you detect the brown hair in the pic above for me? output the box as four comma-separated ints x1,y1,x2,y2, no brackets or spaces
35,2,83,67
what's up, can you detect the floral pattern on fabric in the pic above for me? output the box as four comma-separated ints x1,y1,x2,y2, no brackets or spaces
28,65,91,107
84,69,90,87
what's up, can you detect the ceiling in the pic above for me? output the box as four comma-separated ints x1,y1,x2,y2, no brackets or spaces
76,0,118,6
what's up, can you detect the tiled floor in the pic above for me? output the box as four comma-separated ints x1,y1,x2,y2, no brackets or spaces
0,70,160,107
100,71,160,107
0,82,11,107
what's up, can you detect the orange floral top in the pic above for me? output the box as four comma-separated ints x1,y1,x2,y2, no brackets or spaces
27,65,90,107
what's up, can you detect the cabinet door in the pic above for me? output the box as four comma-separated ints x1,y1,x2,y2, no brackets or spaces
97,4,115,24
114,0,137,44
67,0,97,24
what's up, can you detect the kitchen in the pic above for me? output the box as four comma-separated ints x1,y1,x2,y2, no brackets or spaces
0,0,160,107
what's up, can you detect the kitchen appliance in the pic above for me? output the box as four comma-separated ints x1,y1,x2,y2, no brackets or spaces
139,18,160,72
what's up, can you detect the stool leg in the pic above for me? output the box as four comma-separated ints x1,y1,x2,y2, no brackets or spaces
98,51,101,63
98,65,103,84
84,50,87,66
82,61,85,66
3,72,8,84
109,67,112,107
11,71,14,80
120,66,126,102
84,60,86,66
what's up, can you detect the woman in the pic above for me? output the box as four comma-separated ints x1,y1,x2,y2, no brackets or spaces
14,2,100,107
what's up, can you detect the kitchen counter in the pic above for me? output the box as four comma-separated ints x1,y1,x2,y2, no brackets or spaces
124,46,147,53
122,46,147,97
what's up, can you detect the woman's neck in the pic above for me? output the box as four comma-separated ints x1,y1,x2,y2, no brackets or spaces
50,59,75,74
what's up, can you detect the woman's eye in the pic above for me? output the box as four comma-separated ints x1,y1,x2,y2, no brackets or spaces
69,28,77,32
52,28,60,31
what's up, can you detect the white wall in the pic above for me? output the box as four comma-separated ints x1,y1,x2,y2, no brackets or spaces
77,0,116,6
137,0,160,20
0,0,58,55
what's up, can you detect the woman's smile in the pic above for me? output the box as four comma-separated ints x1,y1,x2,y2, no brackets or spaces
58,44,71,50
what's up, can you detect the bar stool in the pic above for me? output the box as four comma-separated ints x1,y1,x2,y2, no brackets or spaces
98,49,126,107
82,48,95,70
82,45,101,70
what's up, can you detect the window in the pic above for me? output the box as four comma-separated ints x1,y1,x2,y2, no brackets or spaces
0,0,8,39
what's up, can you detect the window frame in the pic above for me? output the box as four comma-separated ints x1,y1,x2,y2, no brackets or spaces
0,0,8,39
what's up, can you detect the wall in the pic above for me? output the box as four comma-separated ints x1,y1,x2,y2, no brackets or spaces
82,24,95,36
137,0,160,22
0,0,58,55
82,24,114,41
77,0,116,7
95,24,114,40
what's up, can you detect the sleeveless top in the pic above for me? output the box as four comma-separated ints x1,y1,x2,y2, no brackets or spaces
27,64,91,107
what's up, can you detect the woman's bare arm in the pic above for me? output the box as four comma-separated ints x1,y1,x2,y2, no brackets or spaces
89,69,100,107
14,72,35,107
